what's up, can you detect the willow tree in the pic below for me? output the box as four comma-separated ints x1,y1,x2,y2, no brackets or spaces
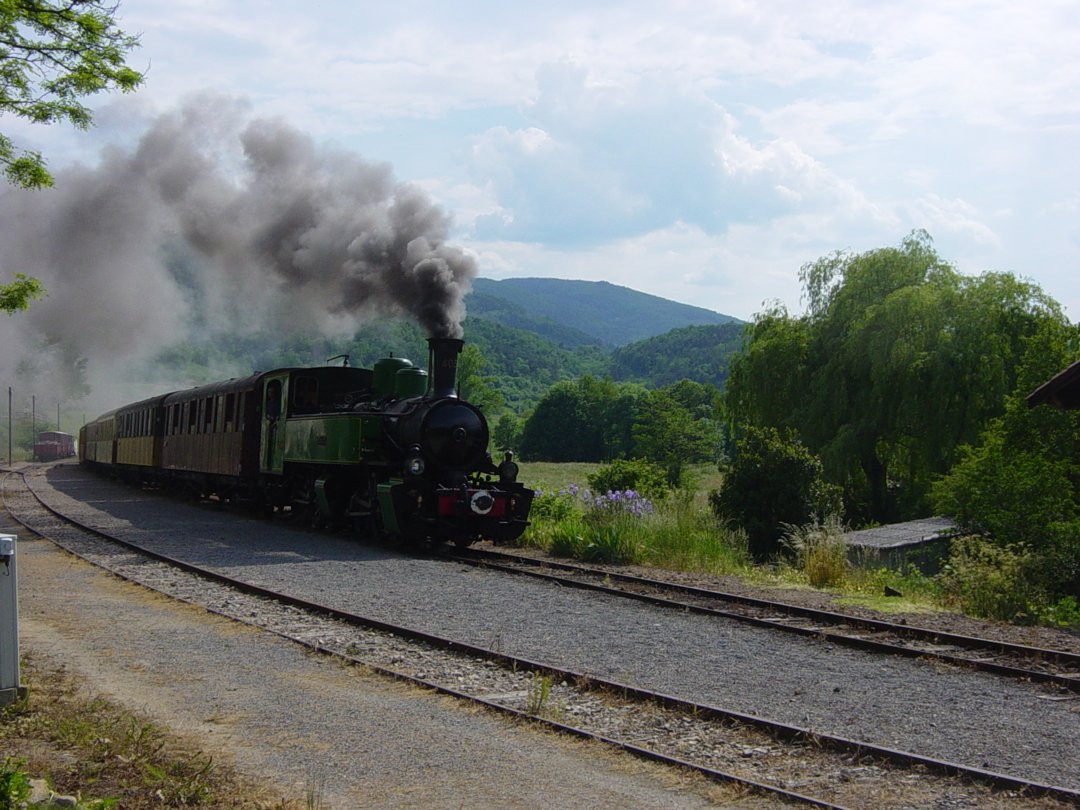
726,231,1070,523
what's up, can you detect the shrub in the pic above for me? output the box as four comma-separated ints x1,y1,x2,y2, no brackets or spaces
529,488,579,522
637,496,750,574
936,536,1043,623
711,426,841,561
933,363,1080,610
1040,596,1080,628
587,459,669,503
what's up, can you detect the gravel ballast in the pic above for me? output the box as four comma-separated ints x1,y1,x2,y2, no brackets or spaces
25,464,1080,792
9,522,739,808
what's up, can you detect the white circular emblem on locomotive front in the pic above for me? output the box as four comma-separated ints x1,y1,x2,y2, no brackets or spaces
470,490,495,515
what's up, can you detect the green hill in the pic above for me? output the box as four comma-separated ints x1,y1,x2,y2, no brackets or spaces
469,277,739,347
141,280,747,415
608,323,746,388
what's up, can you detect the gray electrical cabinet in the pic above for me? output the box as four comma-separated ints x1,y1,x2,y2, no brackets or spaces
0,533,24,706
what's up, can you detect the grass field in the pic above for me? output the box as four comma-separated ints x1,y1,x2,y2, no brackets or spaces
520,461,723,502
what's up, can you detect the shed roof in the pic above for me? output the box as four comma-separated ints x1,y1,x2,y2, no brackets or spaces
1026,360,1080,410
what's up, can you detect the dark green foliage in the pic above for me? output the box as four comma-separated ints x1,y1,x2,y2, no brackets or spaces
0,757,32,809
711,426,841,560
492,412,524,454
933,331,1080,608
518,374,723,472
610,323,745,388
587,458,669,501
631,385,720,484
469,277,739,347
518,377,640,461
456,344,503,413
461,316,609,411
725,231,1072,524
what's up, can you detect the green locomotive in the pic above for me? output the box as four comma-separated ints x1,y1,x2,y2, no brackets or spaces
80,338,533,546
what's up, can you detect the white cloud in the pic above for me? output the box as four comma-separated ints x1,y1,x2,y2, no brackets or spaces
4,0,1079,328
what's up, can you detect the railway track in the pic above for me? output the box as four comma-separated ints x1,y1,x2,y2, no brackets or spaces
5,466,1080,808
444,546,1080,692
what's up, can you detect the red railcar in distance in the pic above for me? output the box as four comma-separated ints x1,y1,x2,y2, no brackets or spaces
34,431,76,461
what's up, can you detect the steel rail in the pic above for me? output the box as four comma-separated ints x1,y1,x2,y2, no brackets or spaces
1,469,848,809
8,469,1080,806
445,546,1080,691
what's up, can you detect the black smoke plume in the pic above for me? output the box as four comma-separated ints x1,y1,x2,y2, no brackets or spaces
0,95,476,410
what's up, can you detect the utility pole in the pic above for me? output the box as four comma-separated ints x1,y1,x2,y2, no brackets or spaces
6,388,10,468
31,395,36,462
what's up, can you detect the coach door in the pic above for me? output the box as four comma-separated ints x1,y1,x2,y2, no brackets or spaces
260,375,289,474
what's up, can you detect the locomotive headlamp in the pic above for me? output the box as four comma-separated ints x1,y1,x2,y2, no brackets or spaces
406,447,425,479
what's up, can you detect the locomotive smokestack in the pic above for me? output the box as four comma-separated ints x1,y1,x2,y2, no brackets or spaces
428,337,464,399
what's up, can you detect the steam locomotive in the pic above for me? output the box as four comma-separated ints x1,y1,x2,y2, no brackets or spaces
79,338,533,546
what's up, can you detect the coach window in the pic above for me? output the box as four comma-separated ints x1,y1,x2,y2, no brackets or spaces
224,393,236,432
237,392,246,431
187,401,197,434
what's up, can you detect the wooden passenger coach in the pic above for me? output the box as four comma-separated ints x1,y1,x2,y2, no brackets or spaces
162,375,259,480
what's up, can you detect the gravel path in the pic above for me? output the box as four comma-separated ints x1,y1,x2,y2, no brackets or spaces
30,464,1080,790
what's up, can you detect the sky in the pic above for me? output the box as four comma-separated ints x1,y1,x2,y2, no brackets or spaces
5,0,1080,328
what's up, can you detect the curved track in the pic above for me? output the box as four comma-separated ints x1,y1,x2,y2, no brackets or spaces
5,465,1080,808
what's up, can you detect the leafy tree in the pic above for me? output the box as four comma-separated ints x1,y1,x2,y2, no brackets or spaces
519,377,611,461
1,0,143,188
933,324,1080,603
587,458,669,502
0,272,44,312
725,231,1071,523
492,412,523,454
456,343,503,413
710,426,841,560
0,0,143,312
631,384,719,485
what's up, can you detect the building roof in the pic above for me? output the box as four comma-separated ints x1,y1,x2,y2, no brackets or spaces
1026,359,1080,410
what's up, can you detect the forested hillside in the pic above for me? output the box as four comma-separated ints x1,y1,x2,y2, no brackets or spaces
609,323,745,388
137,279,745,414
469,277,739,346
465,290,601,348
